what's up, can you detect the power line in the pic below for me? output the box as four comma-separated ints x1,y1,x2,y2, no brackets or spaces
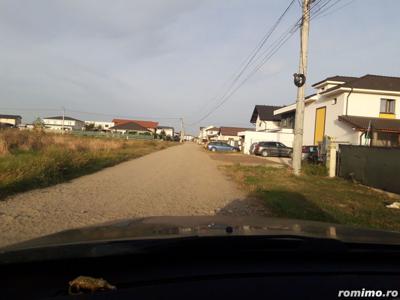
187,0,297,120
187,1,322,126
187,0,344,126
313,0,353,19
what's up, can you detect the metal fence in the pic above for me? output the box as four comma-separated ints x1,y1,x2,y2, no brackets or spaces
338,145,400,194
71,131,154,140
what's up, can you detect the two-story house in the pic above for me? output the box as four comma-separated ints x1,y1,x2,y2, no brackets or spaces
42,116,85,131
274,74,400,147
250,105,282,131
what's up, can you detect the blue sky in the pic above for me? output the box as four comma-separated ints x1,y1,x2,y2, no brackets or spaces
0,0,399,134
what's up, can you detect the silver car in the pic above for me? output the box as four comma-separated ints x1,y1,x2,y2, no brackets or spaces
254,142,292,157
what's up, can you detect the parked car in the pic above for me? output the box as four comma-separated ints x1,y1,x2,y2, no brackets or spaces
254,142,292,157
207,141,240,152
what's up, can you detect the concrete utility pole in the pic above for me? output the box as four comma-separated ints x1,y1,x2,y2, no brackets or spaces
180,118,185,143
292,0,311,176
61,106,66,134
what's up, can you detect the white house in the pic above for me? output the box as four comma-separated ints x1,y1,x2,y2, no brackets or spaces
240,105,294,154
156,126,174,137
274,74,400,147
84,120,114,131
198,125,220,143
0,114,22,127
42,116,84,131
184,135,194,141
218,126,254,147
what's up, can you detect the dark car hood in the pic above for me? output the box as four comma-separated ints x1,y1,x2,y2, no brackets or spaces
2,216,400,254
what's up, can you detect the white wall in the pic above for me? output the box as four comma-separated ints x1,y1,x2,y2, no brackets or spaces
85,121,114,130
255,115,281,131
345,92,400,118
240,130,294,154
156,128,174,136
218,135,241,141
0,118,20,125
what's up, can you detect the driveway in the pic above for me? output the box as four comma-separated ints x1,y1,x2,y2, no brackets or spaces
0,143,268,247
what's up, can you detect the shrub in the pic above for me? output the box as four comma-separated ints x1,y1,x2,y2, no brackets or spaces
302,163,327,176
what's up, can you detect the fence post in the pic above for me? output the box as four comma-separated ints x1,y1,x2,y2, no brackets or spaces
328,141,337,178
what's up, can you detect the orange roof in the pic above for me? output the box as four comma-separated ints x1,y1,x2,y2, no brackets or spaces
112,119,159,129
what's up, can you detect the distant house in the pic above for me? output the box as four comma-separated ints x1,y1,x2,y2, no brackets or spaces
205,127,219,141
0,114,22,127
42,116,84,131
156,126,174,137
250,105,282,131
84,120,114,131
184,135,194,141
112,119,159,133
109,121,151,135
198,126,212,142
218,126,254,147
238,105,295,154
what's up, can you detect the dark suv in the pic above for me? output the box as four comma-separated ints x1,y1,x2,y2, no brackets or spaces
254,142,292,157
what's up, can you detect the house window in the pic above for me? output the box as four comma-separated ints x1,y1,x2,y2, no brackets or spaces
332,98,337,105
380,99,395,114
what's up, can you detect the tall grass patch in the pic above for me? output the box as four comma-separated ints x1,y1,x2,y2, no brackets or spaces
0,129,176,199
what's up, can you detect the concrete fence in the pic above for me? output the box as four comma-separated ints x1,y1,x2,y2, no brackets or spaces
338,145,400,194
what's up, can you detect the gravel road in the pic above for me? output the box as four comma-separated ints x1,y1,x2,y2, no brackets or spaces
0,143,267,247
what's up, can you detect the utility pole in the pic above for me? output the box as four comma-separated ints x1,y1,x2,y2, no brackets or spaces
61,106,65,134
292,0,311,176
180,118,185,143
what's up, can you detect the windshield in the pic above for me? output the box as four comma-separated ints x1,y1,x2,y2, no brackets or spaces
1,0,400,254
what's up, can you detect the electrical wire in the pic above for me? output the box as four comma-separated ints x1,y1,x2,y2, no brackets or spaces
187,0,297,120
187,0,350,126
187,1,322,126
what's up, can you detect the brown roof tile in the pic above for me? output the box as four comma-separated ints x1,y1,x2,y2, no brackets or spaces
112,119,159,129
110,121,150,131
312,75,357,87
250,105,282,123
321,75,400,95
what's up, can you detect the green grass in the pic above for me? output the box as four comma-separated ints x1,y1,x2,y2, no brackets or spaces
0,136,176,199
222,164,400,231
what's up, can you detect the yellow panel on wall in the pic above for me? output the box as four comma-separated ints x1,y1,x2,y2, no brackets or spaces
314,107,326,145
379,113,395,119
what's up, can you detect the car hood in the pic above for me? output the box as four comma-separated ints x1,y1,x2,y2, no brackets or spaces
2,216,400,253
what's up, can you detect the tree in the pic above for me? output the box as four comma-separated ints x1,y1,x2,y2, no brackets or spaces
33,117,45,129
159,130,166,140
